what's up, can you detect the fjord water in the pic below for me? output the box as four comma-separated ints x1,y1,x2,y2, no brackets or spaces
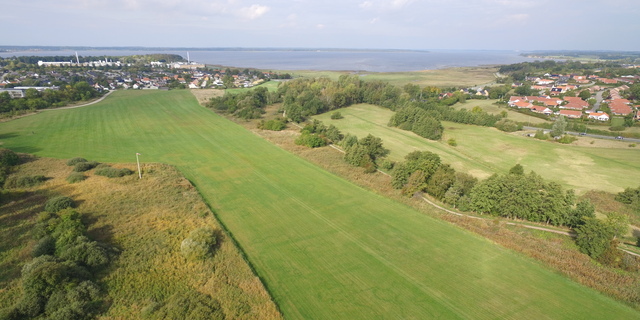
0,49,532,72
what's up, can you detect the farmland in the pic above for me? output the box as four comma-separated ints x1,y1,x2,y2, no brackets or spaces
0,90,638,318
284,66,499,88
314,103,640,194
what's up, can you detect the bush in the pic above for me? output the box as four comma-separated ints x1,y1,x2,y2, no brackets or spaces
45,196,75,213
181,228,218,261
330,111,343,119
153,290,224,320
95,167,134,178
447,138,457,147
0,148,20,167
73,161,99,172
258,118,287,131
557,135,577,144
295,132,327,148
66,172,86,184
609,125,625,132
4,175,47,188
32,236,56,258
66,157,87,166
495,118,519,132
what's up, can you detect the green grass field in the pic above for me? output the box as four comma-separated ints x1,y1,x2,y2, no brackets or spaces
315,104,640,194
453,99,549,124
1,90,638,319
284,66,498,88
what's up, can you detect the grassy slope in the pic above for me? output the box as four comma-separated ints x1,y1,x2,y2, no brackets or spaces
284,66,498,88
453,99,548,124
0,90,638,319
314,104,640,194
0,158,281,319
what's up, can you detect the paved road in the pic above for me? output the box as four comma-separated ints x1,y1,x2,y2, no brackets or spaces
522,126,640,143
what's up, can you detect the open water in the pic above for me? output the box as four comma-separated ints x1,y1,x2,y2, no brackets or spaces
0,49,534,72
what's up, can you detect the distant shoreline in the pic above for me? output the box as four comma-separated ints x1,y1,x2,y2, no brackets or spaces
0,46,428,54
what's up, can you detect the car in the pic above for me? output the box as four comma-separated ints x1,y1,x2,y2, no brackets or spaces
579,132,586,136
615,136,624,140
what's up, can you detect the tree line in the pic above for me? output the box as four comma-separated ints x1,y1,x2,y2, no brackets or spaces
0,81,101,115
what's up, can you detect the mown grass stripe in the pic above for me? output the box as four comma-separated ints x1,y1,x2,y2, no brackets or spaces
1,90,638,319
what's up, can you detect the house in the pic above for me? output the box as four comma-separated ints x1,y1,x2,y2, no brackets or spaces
514,100,534,109
609,101,633,115
635,110,640,121
588,112,610,121
530,105,552,115
562,97,589,109
599,78,618,84
558,110,583,119
536,79,555,85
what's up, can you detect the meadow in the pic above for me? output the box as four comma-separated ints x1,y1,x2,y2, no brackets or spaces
0,90,638,318
0,158,281,319
284,66,499,88
452,99,548,124
314,103,640,194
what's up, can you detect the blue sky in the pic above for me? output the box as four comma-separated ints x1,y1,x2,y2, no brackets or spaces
2,0,639,50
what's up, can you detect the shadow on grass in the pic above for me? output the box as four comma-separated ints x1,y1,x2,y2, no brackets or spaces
0,132,19,140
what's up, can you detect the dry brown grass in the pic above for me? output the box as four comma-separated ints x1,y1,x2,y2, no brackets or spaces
190,88,225,105
0,157,282,319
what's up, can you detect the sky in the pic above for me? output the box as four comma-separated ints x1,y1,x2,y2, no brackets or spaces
2,0,639,51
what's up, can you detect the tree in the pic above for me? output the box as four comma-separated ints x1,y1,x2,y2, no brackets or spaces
578,90,591,100
575,217,615,259
358,134,389,162
0,148,20,167
509,164,524,175
550,116,567,137
605,212,629,239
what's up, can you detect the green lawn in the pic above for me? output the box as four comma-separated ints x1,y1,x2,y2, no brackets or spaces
1,90,638,319
453,99,549,124
284,66,498,88
315,104,640,193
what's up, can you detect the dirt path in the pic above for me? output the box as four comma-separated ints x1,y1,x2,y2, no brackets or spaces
42,90,115,111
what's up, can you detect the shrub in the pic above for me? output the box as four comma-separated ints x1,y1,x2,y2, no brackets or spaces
557,135,577,144
258,118,287,131
66,157,87,166
153,291,225,320
330,111,343,119
4,175,47,188
66,172,86,184
629,143,636,148
45,196,75,213
32,236,56,257
295,132,327,148
379,160,395,171
495,119,519,132
0,148,20,167
609,125,626,132
447,138,457,147
534,129,548,140
95,163,110,169
73,161,99,172
181,228,218,261
95,167,134,178
58,236,109,268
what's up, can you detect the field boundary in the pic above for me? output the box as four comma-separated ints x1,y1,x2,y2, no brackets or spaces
324,141,640,258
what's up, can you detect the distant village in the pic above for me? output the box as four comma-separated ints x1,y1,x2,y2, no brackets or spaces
504,73,639,122
0,54,290,98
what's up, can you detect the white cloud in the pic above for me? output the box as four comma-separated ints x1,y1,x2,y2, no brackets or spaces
237,4,270,19
359,1,373,9
316,24,326,29
390,0,414,8
370,17,379,24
